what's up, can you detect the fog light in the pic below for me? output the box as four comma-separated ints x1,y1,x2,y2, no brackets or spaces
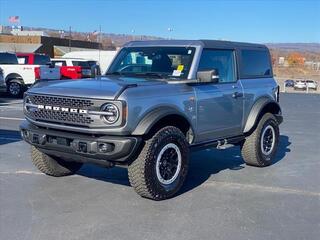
98,143,114,153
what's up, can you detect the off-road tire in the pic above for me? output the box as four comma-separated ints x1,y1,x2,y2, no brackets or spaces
31,146,83,176
241,113,279,167
128,126,189,200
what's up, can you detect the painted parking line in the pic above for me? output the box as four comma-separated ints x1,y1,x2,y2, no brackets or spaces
0,170,44,175
0,105,23,110
0,116,24,121
0,101,23,106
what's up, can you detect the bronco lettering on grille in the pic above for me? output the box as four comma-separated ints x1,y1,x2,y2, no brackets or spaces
37,105,88,114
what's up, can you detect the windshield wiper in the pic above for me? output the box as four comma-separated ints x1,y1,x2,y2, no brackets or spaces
133,72,166,79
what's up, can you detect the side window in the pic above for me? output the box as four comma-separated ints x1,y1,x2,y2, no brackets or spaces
240,49,272,78
34,55,50,65
0,53,18,64
198,49,236,83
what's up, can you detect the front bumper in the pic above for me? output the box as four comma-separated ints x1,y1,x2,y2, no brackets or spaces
20,120,142,166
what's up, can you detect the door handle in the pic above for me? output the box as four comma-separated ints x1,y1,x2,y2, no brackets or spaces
232,92,243,98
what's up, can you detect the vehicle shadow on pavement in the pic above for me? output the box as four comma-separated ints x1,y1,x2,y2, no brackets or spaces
0,129,22,145
179,135,291,195
0,94,22,103
76,135,291,194
77,164,130,186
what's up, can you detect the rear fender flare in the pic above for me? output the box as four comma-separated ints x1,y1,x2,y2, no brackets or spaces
243,97,281,133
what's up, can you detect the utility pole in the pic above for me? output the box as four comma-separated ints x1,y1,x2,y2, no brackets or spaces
167,27,174,40
99,25,101,64
69,26,71,52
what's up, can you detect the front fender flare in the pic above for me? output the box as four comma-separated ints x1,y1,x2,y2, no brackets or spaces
132,107,187,135
243,97,281,133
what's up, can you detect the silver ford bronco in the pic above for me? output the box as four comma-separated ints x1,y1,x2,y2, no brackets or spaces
20,40,283,200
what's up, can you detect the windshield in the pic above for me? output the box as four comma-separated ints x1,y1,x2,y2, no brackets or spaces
107,47,195,80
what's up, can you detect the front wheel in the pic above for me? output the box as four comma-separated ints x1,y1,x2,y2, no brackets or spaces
241,113,280,167
128,126,189,200
31,147,83,176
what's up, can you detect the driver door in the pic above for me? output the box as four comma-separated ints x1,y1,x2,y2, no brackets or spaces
194,49,244,142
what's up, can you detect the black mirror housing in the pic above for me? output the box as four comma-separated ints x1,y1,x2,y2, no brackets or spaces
197,69,219,83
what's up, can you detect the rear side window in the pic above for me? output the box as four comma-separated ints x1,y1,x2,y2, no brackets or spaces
0,53,18,64
240,49,272,78
34,55,50,65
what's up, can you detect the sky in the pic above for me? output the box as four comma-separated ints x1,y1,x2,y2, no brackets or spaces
0,0,319,43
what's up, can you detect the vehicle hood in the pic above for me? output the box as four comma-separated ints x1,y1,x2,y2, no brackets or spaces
27,76,166,99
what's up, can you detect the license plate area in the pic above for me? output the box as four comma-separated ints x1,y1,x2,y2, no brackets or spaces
47,136,71,146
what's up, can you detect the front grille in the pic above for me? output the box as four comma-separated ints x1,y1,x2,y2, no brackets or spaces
31,109,93,125
29,95,94,108
25,94,96,126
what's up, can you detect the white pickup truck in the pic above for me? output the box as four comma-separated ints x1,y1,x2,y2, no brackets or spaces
0,52,60,97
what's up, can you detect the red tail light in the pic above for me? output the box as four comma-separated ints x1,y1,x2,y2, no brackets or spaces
34,67,40,80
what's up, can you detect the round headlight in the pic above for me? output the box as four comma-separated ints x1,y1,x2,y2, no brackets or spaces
101,103,119,124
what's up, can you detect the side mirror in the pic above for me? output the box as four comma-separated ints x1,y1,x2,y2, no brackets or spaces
197,69,219,83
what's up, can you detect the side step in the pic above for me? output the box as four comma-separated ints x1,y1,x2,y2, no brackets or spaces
190,135,245,151
216,139,234,149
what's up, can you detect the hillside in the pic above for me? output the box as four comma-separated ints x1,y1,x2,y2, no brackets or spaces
266,43,320,53
1,25,163,48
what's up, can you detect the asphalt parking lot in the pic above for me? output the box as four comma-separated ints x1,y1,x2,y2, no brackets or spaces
0,93,319,240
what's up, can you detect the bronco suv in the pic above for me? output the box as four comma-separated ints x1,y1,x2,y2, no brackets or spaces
20,40,283,200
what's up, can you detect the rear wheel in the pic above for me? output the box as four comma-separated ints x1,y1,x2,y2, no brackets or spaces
241,113,279,167
31,146,83,176
7,80,23,97
128,126,189,200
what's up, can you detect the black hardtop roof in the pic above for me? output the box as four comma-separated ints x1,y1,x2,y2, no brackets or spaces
200,39,267,49
124,39,268,50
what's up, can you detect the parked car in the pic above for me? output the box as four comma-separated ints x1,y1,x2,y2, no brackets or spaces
285,79,295,87
16,53,61,81
51,58,100,79
21,40,283,200
0,52,59,97
305,80,318,90
294,80,307,90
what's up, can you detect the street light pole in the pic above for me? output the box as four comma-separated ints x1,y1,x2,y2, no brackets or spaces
167,27,174,40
